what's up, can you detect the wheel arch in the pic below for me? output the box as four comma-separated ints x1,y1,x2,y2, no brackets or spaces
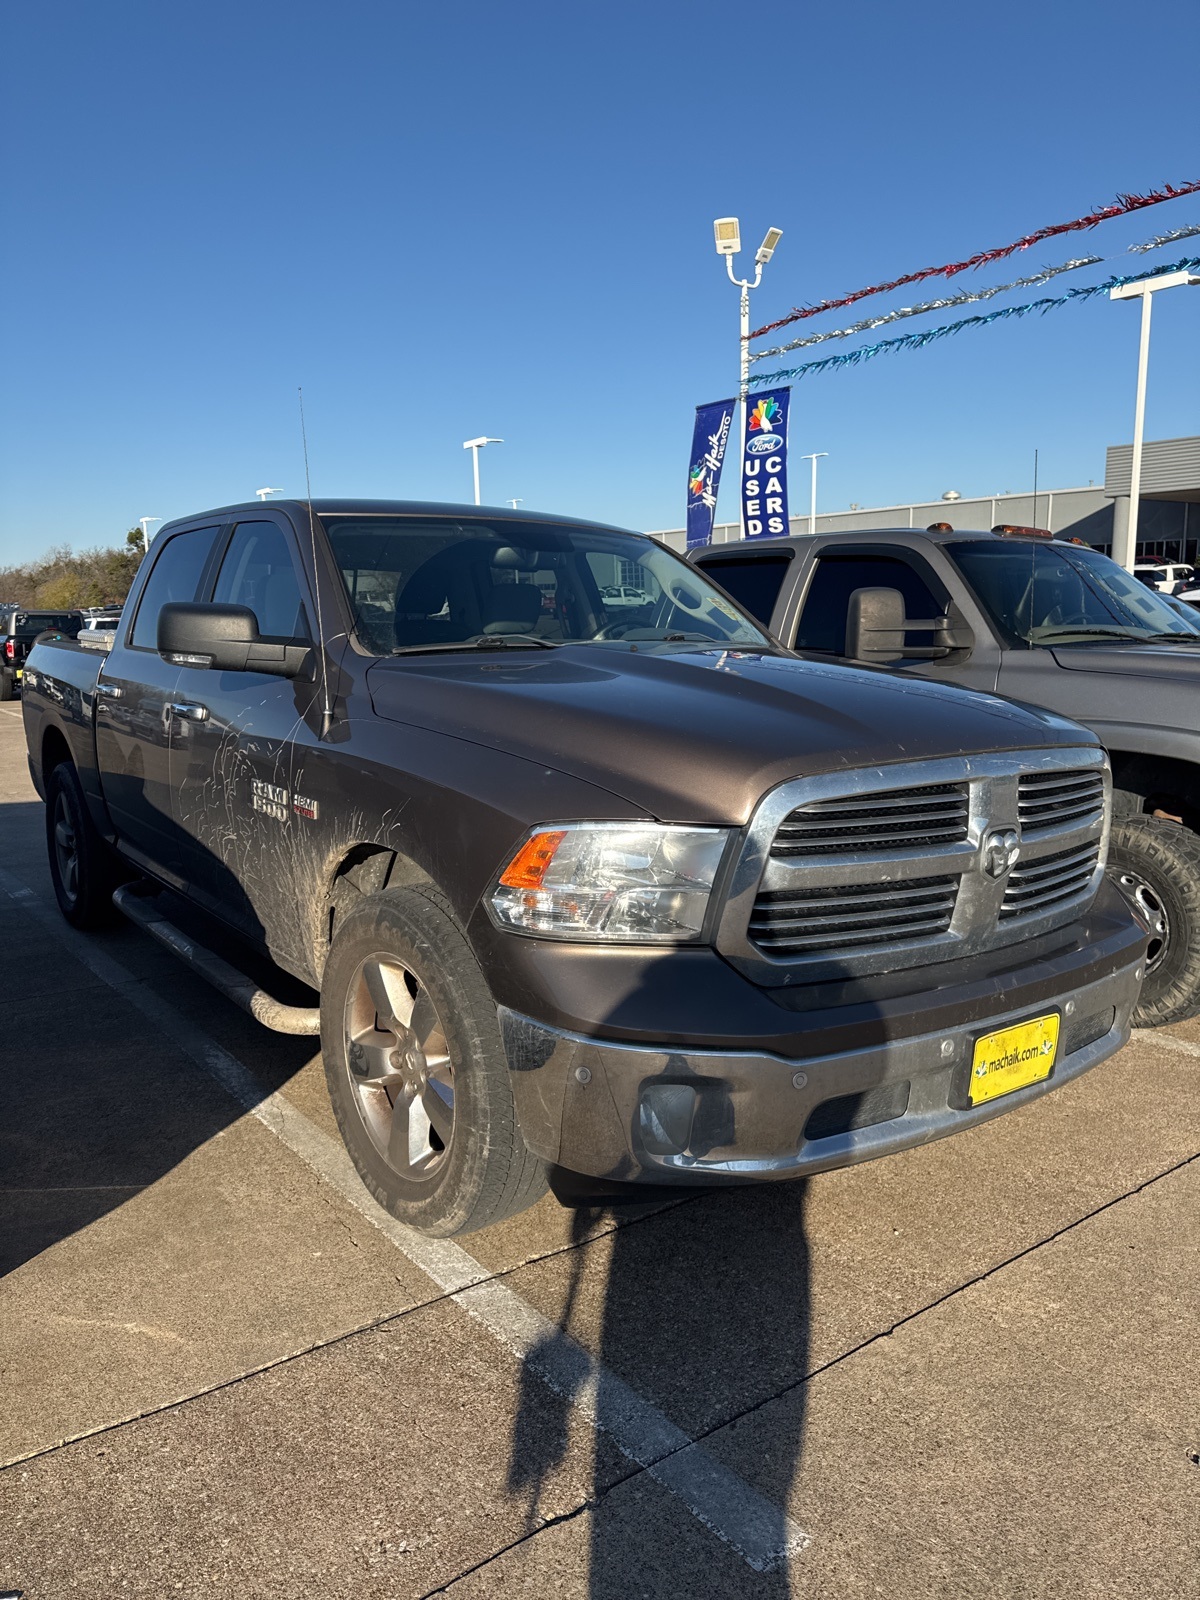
318,842,441,977
1108,748,1200,829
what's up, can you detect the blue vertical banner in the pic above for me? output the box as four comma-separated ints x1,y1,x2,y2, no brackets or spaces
741,387,791,539
686,398,736,549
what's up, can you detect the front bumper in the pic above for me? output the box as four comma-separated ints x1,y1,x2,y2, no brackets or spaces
499,938,1144,1185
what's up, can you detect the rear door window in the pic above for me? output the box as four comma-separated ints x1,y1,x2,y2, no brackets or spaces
794,554,944,654
694,553,792,628
129,527,221,650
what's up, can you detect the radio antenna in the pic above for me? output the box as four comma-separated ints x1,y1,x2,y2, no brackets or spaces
299,386,333,737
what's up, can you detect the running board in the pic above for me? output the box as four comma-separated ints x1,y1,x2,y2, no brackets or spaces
112,884,322,1036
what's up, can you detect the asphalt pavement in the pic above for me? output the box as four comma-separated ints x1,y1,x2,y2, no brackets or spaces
0,699,1196,1598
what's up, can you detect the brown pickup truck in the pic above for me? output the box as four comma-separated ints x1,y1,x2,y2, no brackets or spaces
22,500,1145,1233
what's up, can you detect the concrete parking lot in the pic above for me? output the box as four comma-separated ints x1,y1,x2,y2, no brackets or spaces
0,698,1197,1598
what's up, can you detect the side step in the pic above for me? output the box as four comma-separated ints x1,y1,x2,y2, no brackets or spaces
112,884,322,1036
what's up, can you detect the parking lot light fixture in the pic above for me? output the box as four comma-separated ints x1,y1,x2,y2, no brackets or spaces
463,437,504,506
1109,269,1200,571
256,487,283,501
714,218,783,537
138,517,161,552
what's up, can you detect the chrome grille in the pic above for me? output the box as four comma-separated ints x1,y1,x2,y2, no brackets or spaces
771,782,969,858
1001,841,1101,920
1018,769,1105,834
749,875,959,956
716,747,1109,987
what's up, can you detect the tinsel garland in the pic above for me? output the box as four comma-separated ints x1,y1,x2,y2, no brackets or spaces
750,222,1200,359
750,180,1200,339
748,256,1200,386
750,257,1101,360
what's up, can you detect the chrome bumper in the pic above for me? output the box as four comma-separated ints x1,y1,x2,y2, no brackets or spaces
499,950,1143,1184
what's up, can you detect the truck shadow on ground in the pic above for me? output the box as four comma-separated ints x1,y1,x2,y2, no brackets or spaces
0,802,316,1279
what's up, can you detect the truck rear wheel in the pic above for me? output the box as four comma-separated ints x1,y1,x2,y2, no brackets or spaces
45,759,121,929
320,886,547,1236
1108,815,1200,1027
0,670,14,701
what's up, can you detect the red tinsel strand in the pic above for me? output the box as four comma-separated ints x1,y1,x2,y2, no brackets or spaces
749,180,1200,339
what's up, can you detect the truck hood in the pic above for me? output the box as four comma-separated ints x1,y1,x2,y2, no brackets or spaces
367,646,1091,825
1050,641,1200,681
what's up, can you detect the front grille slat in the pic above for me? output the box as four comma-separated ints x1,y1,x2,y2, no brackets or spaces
749,872,958,955
1018,769,1104,834
1001,841,1100,920
772,781,969,858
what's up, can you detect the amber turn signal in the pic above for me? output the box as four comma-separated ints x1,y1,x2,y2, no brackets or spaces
498,830,567,890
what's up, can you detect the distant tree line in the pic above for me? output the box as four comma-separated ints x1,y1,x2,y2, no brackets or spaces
0,530,145,610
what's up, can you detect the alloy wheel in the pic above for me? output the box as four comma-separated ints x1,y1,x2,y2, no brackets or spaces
53,790,79,905
343,953,455,1178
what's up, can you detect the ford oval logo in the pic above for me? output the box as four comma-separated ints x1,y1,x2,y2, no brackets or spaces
746,434,782,455
982,828,1021,879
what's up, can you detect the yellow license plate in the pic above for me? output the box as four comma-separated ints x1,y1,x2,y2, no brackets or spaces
969,1013,1059,1105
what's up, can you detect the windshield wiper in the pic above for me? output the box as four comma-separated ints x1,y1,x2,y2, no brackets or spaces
392,634,561,656
1141,631,1200,645
1032,628,1152,644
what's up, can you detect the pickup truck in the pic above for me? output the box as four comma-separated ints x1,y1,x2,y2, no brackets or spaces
22,500,1145,1235
691,525,1200,1026
1,607,84,699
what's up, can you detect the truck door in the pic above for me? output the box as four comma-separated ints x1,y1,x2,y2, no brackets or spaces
690,548,796,634
169,517,318,951
94,524,223,885
789,546,1001,692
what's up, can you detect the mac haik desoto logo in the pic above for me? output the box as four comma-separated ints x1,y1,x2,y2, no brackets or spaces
691,409,732,512
746,396,783,454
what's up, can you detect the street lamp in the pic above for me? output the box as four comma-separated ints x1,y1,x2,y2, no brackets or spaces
799,452,828,538
507,498,524,509
714,219,783,537
462,437,503,506
138,517,161,552
1109,268,1200,570
256,487,283,501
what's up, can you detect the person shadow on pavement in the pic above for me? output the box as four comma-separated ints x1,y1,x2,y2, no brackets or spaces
506,1081,817,1596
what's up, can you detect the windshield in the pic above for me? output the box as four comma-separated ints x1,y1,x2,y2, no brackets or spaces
321,516,772,655
948,540,1200,646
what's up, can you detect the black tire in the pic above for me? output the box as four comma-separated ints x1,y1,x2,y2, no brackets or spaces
320,885,547,1235
45,759,121,929
0,670,14,702
1108,815,1200,1027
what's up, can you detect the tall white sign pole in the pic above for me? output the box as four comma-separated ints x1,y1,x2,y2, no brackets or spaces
1109,270,1200,571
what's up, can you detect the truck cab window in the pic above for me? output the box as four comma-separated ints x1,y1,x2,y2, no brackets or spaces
128,526,221,649
211,521,308,639
795,554,943,654
694,554,792,628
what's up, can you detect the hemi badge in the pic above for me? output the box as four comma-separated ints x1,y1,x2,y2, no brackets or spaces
293,795,319,820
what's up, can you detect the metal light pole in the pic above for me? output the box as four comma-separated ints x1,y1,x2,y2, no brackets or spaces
1109,269,1200,570
138,517,161,552
800,452,828,537
713,219,782,537
256,487,283,501
462,437,503,506
507,498,524,510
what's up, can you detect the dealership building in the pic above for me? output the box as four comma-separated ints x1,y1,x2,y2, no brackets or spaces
655,434,1200,560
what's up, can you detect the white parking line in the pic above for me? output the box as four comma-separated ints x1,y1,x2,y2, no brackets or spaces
0,864,810,1572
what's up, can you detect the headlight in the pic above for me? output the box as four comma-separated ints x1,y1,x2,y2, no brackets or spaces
489,823,730,942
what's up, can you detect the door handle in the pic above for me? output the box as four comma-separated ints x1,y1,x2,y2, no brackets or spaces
94,682,122,699
168,702,209,722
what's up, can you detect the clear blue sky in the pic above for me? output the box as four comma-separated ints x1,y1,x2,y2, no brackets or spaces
2,0,1198,564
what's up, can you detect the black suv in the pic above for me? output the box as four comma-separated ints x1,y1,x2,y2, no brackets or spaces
1,608,84,700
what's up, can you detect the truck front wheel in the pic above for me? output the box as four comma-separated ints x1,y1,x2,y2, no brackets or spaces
1108,815,1200,1027
320,886,547,1236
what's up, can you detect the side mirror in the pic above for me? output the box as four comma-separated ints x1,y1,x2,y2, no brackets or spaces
845,587,973,662
158,602,312,678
